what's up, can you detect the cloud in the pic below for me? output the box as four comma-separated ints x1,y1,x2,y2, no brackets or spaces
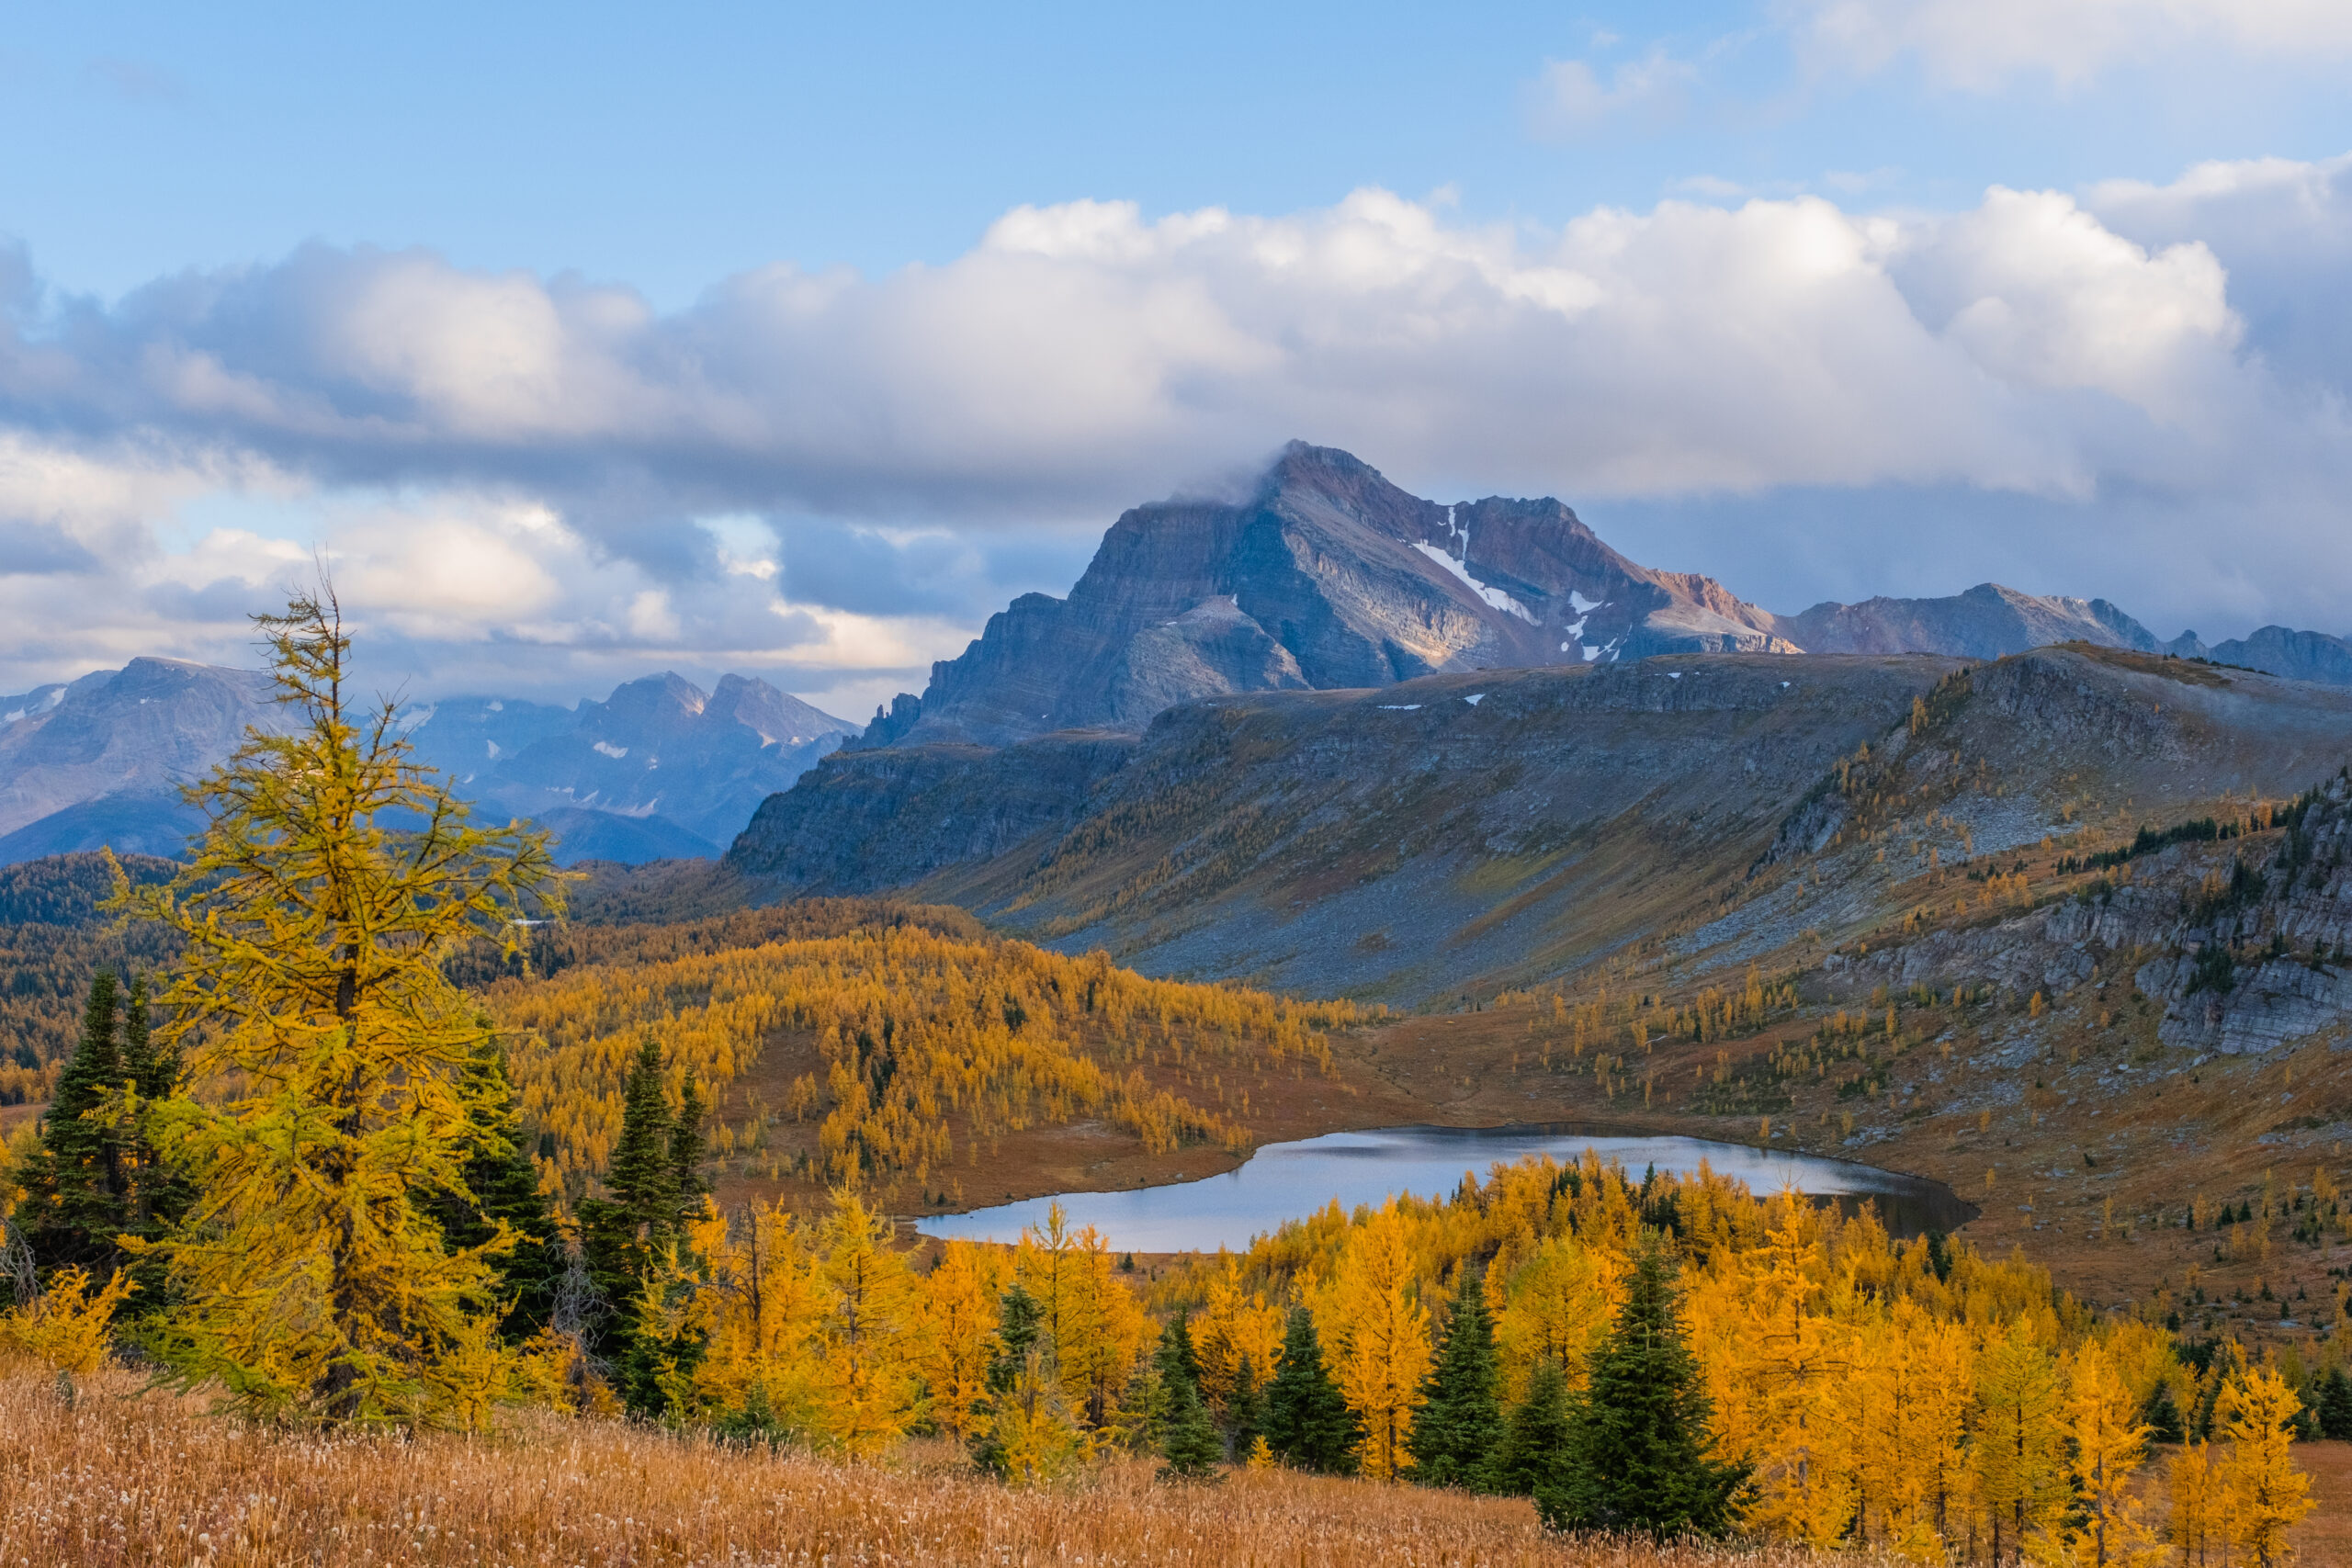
1528,50,1700,136
0,159,2348,691
1784,0,2352,88
2086,152,2352,395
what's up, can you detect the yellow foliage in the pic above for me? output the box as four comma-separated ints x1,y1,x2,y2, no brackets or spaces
2215,1365,2315,1568
1317,1203,1430,1480
0,1264,134,1374
115,594,560,1428
485,923,1359,1187
917,1239,1006,1438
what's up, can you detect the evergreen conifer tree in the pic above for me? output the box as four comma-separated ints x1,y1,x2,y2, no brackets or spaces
1408,1266,1502,1489
669,1071,707,1216
1487,1359,1575,1497
970,1281,1047,1474
1223,1352,1267,1461
1263,1304,1359,1473
13,972,130,1277
1155,1316,1223,1479
2314,1364,2352,1441
579,1037,677,1361
430,1035,561,1341
112,973,193,1310
2143,1378,2187,1443
1539,1238,1747,1539
993,1282,1044,1382
1155,1310,1202,1393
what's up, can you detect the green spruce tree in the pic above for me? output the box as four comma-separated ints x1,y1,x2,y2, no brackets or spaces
2313,1364,2352,1441
429,1034,561,1341
1155,1316,1223,1480
1538,1238,1747,1539
1224,1352,1267,1461
669,1071,707,1217
11,973,129,1278
2143,1377,2186,1443
1263,1304,1359,1473
970,1282,1046,1474
1409,1266,1502,1489
578,1037,676,1371
1487,1359,1575,1497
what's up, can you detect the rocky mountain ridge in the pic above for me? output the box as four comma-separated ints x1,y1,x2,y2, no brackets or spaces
0,662,852,867
731,645,2352,1015
853,442,2345,754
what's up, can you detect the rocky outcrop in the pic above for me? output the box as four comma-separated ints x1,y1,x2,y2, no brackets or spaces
855,443,1794,750
730,643,2352,1007
1770,583,2158,660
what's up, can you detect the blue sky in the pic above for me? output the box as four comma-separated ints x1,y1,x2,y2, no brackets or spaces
3,1,2350,712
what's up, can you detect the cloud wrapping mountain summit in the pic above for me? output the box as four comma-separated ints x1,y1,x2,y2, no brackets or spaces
2,151,2350,704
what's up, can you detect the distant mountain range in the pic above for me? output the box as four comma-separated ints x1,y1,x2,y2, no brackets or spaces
6,441,2348,874
0,664,852,868
855,442,2352,751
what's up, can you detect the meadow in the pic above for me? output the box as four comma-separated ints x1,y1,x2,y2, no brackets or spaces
0,1364,1919,1568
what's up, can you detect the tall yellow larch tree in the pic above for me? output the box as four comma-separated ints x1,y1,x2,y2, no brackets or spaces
1873,1302,1975,1561
989,1346,1090,1486
2165,1439,2219,1568
118,592,560,1427
813,1190,923,1455
915,1239,1004,1438
687,1201,829,1430
1193,1257,1282,1421
1321,1202,1431,1479
1052,1224,1150,1430
1740,1204,1855,1545
2214,1365,2314,1568
2043,1338,2165,1568
1492,1233,1618,1402
1972,1318,2065,1566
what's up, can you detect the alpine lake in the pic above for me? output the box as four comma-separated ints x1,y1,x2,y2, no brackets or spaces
918,1122,1974,1253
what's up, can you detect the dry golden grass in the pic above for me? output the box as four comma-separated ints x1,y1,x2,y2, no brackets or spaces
0,1366,1889,1568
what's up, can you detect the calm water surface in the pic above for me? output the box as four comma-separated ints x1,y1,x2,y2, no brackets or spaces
918,1123,1973,1253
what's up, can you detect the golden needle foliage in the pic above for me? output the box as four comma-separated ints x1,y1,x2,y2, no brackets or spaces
114,593,561,1427
1146,1152,2310,1560
483,919,1360,1188
0,1263,135,1375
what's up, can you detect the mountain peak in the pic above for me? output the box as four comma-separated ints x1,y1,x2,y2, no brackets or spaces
856,443,1787,750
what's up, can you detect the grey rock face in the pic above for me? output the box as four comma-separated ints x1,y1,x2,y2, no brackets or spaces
408,671,857,856
0,660,854,868
2207,626,2352,687
1770,583,2159,660
857,442,1793,750
0,659,282,842
728,732,1135,895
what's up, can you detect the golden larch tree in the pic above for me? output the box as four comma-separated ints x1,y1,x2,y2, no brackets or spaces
812,1189,922,1455
1971,1317,2066,1566
918,1238,1005,1438
2165,1439,2219,1567
2215,1365,2315,1568
119,592,560,1427
1322,1202,1431,1479
2045,1338,2165,1568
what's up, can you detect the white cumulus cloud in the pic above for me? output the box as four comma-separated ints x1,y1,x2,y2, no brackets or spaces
1786,0,2352,88
0,154,2348,694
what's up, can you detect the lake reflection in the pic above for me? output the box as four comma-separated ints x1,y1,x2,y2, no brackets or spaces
918,1123,1974,1253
